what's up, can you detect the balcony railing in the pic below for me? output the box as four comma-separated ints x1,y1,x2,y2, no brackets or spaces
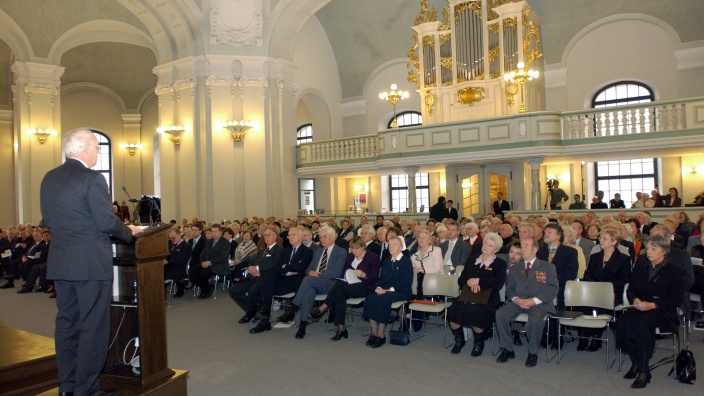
297,96,704,171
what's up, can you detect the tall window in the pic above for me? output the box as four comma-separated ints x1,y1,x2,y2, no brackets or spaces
92,131,112,195
592,81,655,134
388,111,422,129
297,124,313,145
389,173,429,213
595,158,658,208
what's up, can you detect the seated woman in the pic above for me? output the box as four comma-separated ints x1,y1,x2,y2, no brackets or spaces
409,229,444,331
362,235,413,348
577,227,630,352
616,235,684,389
561,224,586,279
310,236,380,341
230,230,258,282
447,232,507,356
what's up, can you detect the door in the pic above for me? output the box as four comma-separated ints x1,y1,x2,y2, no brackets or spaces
454,165,514,217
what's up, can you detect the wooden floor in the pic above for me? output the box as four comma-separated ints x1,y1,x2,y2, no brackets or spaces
0,326,58,396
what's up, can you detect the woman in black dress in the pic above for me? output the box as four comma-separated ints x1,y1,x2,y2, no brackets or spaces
363,235,413,348
447,232,507,356
616,235,684,388
578,227,630,352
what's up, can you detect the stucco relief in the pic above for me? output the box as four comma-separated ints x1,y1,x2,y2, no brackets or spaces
210,0,263,47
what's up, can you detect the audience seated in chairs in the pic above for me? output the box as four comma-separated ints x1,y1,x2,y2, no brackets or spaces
191,223,230,299
164,228,192,298
447,232,507,357
16,229,50,293
230,230,259,282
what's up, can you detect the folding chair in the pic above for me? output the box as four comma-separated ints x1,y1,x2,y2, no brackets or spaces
408,273,459,347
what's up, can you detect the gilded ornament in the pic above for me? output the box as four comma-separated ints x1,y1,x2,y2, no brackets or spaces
440,57,453,70
505,82,518,106
457,87,485,106
522,9,543,69
503,17,517,32
488,23,499,34
423,35,435,49
439,5,451,31
439,34,452,46
424,91,435,116
413,0,437,26
454,2,482,24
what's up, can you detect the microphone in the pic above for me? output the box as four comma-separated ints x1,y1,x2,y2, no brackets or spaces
122,186,141,226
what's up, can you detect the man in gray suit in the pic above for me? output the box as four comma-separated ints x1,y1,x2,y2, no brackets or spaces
276,226,346,339
194,223,231,299
40,129,142,396
571,220,595,260
439,221,470,268
495,238,559,368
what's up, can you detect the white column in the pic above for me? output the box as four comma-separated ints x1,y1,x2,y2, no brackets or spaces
526,157,543,211
404,166,420,213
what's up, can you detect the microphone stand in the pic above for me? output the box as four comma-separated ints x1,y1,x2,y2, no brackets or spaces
122,186,141,226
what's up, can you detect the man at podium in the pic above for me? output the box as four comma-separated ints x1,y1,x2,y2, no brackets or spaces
40,129,143,396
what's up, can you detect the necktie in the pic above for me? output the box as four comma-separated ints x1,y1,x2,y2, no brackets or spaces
548,247,556,263
290,247,297,264
319,248,328,273
526,261,531,276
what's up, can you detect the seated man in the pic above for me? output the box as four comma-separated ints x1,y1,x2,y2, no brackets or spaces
439,221,470,268
192,224,231,299
247,227,314,334
229,228,286,324
164,227,192,297
276,226,346,339
495,238,558,367
17,229,51,293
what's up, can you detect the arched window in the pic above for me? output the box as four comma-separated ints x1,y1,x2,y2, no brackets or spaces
297,124,313,145
388,111,422,129
591,82,658,207
91,131,112,196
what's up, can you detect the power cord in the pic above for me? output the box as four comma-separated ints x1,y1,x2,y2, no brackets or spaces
122,336,140,374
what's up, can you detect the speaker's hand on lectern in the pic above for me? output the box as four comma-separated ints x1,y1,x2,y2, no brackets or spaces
128,225,144,235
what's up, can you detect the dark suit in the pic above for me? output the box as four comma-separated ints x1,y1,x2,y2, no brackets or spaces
325,251,381,326
193,236,231,296
493,200,511,217
537,245,579,309
188,236,205,281
365,240,382,256
635,249,694,317
496,258,559,355
447,207,459,221
40,157,133,395
362,255,414,324
292,244,346,324
164,239,192,281
582,250,630,305
609,199,626,208
440,238,470,268
20,240,50,290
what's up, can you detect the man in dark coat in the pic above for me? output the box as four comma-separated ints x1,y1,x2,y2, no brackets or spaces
40,129,141,396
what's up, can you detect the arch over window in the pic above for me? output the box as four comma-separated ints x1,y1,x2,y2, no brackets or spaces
297,124,313,145
592,81,653,108
91,130,112,196
388,111,422,129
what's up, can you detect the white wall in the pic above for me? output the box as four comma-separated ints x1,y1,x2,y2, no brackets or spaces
362,59,422,133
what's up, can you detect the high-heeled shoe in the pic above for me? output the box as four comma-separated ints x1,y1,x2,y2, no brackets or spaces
366,335,378,347
623,362,639,379
330,329,348,341
630,372,651,388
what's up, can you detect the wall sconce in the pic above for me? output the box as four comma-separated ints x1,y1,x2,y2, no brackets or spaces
355,185,367,192
27,128,57,144
685,166,703,174
461,181,473,189
120,143,143,156
223,120,253,142
157,125,185,145
503,61,539,113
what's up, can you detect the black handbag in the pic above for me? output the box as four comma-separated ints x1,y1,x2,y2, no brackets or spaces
670,349,696,384
389,329,410,346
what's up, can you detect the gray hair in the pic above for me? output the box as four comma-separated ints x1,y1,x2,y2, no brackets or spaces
64,129,94,157
464,222,479,232
361,224,375,235
646,234,671,255
483,232,504,252
319,225,337,239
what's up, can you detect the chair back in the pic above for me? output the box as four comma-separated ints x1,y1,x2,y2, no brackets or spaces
692,257,702,266
421,273,460,298
564,280,615,311
454,265,464,276
499,284,506,302
622,283,629,305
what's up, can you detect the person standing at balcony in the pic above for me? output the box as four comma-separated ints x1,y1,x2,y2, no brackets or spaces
609,193,626,209
493,192,511,218
549,181,568,210
568,194,586,210
446,200,459,221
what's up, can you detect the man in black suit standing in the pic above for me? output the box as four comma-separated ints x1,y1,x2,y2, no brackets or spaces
164,228,192,297
194,223,231,299
446,200,459,221
492,192,511,218
40,129,142,396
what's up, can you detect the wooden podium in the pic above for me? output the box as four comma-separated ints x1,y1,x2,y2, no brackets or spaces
101,223,177,390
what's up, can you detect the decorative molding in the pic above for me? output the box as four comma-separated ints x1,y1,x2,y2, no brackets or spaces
239,75,268,87
340,98,367,117
543,67,568,88
518,120,528,138
172,77,196,91
206,75,236,86
674,45,704,70
390,134,399,150
24,82,58,96
403,166,420,174
155,83,173,96
210,0,263,48
278,78,300,93
525,157,544,169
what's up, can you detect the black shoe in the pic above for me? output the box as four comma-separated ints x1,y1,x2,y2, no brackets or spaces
586,339,602,352
371,336,386,348
577,338,589,351
540,335,548,348
330,329,348,341
59,392,74,396
309,307,324,323
471,338,485,357
295,326,306,339
93,389,119,396
49,293,56,298
451,333,466,355
525,353,538,367
623,362,639,379
630,372,651,389
0,281,14,289
513,330,523,346
550,339,564,350
250,320,272,334
238,313,255,324
366,335,378,347
16,288,32,294
496,348,515,363
174,290,184,298
35,287,48,293
198,291,212,299
277,310,296,323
